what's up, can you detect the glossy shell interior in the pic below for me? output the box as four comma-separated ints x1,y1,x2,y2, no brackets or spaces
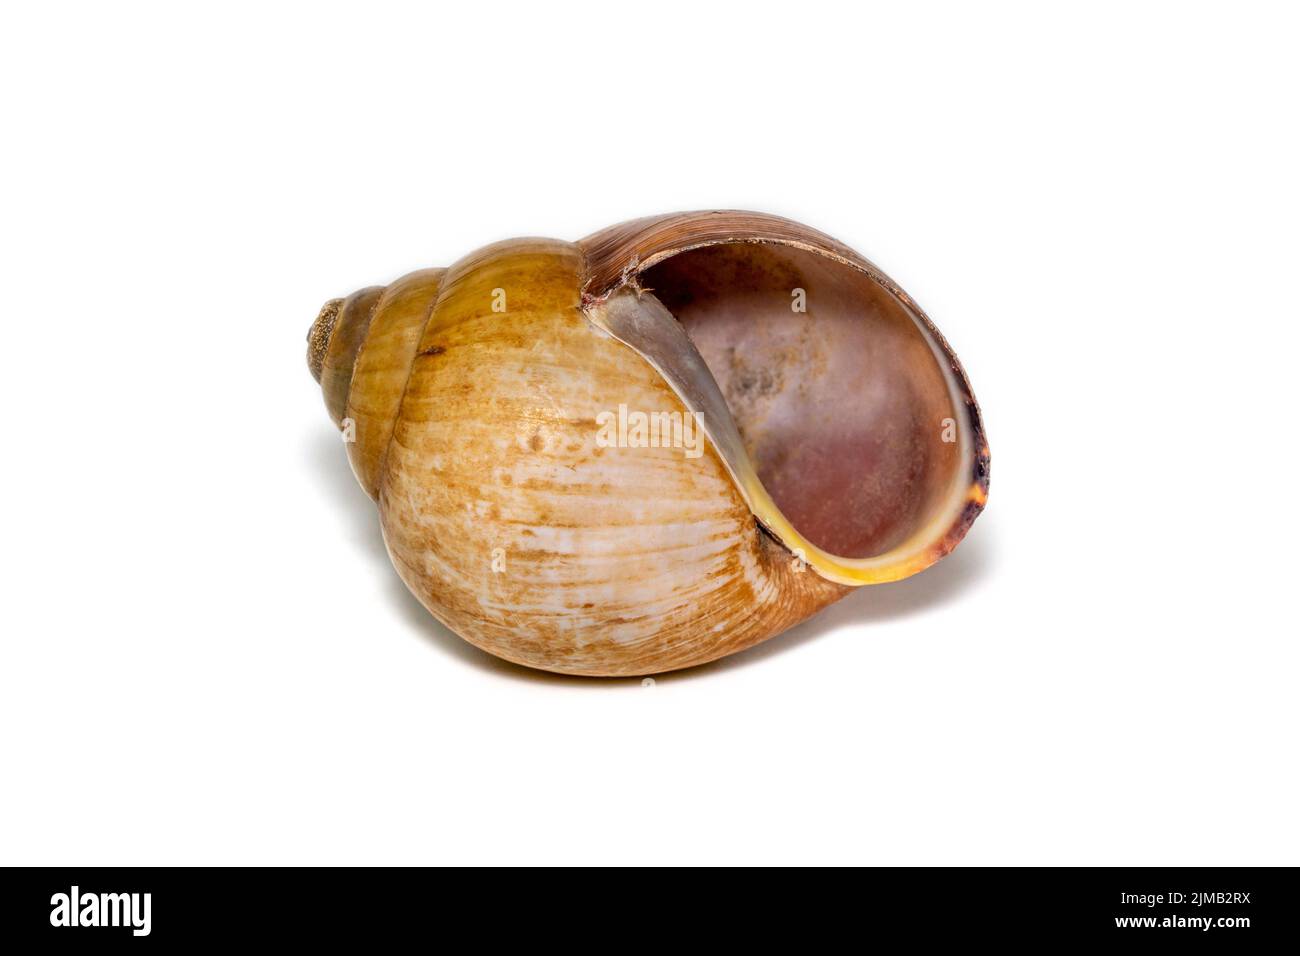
579,212,989,586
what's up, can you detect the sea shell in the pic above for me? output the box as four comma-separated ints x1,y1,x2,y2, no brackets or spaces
307,211,989,675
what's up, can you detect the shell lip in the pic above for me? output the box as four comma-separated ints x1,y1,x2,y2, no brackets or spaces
579,211,989,587
581,209,884,299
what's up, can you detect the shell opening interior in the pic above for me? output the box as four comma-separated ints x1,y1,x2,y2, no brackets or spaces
638,242,969,563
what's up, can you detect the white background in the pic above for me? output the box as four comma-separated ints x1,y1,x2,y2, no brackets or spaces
2,2,1296,866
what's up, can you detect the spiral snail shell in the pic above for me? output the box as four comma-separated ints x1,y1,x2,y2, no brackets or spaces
307,211,989,676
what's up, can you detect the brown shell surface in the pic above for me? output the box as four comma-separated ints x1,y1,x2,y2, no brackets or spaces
319,286,383,426
376,238,847,675
344,268,445,497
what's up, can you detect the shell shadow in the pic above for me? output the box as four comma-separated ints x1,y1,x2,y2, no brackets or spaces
308,428,993,687
682,525,994,678
307,429,623,687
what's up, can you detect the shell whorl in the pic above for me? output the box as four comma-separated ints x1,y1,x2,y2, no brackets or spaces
307,269,449,498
